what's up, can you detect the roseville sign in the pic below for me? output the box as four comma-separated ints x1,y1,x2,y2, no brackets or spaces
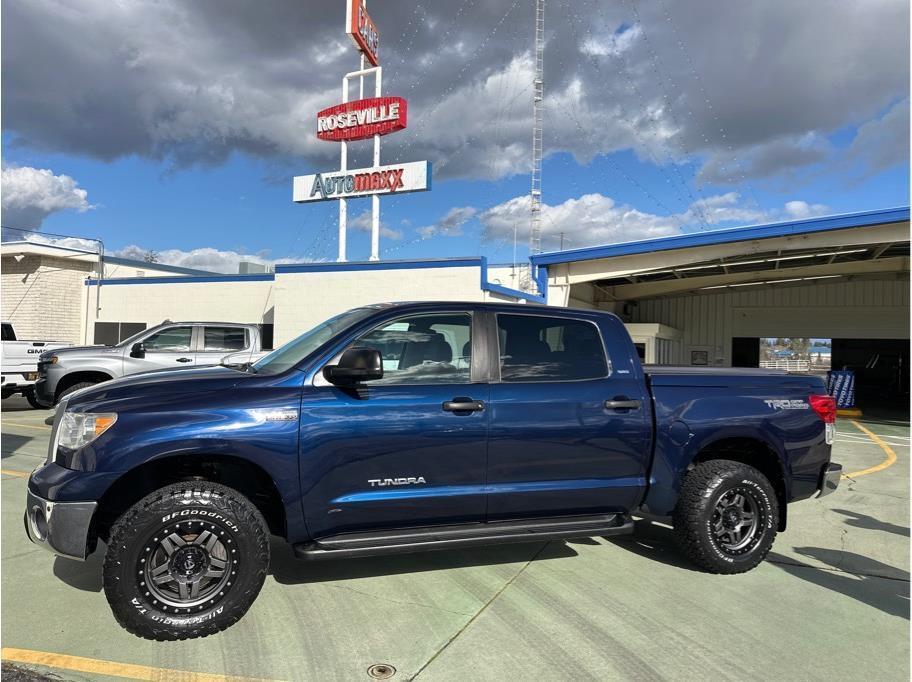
317,97,407,142
293,161,431,203
346,0,380,67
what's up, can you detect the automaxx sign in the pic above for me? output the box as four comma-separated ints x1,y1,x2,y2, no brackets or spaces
294,161,431,203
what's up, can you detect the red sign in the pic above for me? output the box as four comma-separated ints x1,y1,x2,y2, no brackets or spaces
346,0,380,67
317,97,407,142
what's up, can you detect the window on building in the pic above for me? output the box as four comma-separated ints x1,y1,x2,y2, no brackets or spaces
143,326,192,352
94,322,148,346
258,324,274,351
497,314,608,382
203,326,248,352
348,313,472,385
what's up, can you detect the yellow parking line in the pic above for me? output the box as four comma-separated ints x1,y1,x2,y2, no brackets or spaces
1,469,30,478
1,647,276,682
842,420,898,479
2,421,50,431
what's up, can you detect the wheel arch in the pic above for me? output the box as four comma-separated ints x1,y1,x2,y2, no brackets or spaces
56,370,114,398
95,453,287,542
689,436,789,531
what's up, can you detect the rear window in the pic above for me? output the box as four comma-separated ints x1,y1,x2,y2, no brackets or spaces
497,314,608,382
1,323,15,341
203,327,247,352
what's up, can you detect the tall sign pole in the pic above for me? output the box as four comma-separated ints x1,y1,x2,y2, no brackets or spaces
295,0,430,262
529,0,545,258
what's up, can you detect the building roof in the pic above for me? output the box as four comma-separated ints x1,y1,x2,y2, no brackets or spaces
534,206,910,300
1,240,215,276
531,206,910,267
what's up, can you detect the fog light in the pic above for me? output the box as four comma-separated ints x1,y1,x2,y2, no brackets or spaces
31,506,48,541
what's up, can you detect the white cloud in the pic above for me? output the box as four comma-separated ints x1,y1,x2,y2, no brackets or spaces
349,210,403,241
783,200,830,219
113,245,305,273
846,98,910,175
1,165,93,229
481,192,829,250
417,206,477,238
581,24,642,58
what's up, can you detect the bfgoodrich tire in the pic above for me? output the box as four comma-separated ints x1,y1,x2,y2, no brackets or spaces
673,459,778,574
103,482,270,641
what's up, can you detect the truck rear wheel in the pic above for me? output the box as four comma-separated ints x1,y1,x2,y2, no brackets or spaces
103,482,270,640
673,459,778,574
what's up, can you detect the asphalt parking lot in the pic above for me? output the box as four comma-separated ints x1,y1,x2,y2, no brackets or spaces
2,396,909,681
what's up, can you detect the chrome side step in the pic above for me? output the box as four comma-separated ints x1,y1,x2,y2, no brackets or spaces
293,513,632,560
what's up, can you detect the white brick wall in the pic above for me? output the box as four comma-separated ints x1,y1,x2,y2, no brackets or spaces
272,264,490,345
1,255,93,343
85,278,276,343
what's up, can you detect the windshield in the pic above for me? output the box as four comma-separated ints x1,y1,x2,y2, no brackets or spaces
117,325,157,348
251,307,377,375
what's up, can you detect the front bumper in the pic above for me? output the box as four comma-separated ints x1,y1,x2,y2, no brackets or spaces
817,462,842,498
35,377,55,403
24,488,97,560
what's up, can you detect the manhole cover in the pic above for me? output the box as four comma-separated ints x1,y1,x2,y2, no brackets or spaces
367,663,397,679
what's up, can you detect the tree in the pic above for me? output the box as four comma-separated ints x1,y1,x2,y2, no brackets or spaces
142,250,159,263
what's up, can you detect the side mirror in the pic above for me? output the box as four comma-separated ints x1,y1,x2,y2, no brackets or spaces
130,342,146,359
323,348,383,385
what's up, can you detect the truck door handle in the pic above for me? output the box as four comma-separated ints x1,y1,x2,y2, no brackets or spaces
443,398,485,413
176,357,193,363
605,398,641,410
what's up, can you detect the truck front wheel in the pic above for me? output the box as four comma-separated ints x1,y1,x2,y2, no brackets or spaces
24,388,52,409
673,460,778,574
103,482,270,640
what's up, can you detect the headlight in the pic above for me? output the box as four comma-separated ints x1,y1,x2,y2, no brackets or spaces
40,354,58,364
58,412,117,451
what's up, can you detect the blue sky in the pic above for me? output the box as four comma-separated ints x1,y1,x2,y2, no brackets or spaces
2,0,908,271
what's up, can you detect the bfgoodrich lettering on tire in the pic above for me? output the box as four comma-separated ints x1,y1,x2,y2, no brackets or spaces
103,482,269,641
673,459,778,574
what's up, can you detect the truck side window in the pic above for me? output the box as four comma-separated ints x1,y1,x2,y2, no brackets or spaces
497,314,608,382
143,326,192,352
348,313,472,385
1,323,15,341
203,327,247,352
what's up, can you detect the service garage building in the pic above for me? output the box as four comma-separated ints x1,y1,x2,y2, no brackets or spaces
536,207,910,410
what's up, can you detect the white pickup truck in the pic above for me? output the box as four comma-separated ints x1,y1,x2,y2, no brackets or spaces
1,321,72,408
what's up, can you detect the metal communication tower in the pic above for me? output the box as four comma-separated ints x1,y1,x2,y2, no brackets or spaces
529,0,545,257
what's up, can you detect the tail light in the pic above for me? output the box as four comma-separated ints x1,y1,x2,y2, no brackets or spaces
809,394,837,445
809,394,837,423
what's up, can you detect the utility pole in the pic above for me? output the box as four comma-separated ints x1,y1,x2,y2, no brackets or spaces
529,0,545,258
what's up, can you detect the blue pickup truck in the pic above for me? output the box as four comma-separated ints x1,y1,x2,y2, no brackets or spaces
25,302,841,640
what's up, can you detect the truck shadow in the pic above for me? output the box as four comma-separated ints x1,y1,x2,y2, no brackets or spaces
269,537,580,584
53,544,106,592
607,521,910,620
767,548,910,620
830,508,910,537
1,433,33,459
603,518,703,572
